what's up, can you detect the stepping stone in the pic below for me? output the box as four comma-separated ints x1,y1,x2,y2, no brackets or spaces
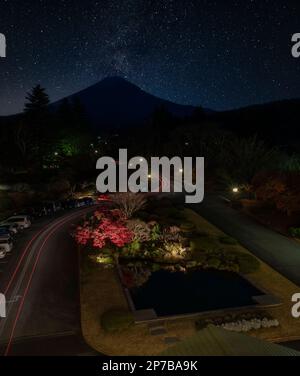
133,309,157,321
148,321,165,329
164,337,180,344
150,327,167,336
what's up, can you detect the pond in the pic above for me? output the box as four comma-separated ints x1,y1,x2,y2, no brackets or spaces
128,269,263,317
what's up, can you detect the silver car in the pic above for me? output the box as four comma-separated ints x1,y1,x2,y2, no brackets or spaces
0,248,6,259
2,215,31,229
0,238,13,253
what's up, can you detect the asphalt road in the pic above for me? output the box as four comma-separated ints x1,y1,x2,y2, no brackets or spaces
192,193,300,287
0,207,99,356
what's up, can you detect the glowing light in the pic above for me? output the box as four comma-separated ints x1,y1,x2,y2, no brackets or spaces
232,187,239,193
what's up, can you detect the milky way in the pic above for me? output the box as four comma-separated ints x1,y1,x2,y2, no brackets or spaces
0,0,300,115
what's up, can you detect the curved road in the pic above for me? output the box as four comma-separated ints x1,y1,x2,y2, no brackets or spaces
0,207,99,356
193,193,300,287
191,193,300,351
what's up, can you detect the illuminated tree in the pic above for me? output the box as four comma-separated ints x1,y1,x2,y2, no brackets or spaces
109,193,147,219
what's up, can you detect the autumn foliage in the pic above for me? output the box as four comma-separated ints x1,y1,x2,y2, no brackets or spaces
252,171,300,215
75,208,133,250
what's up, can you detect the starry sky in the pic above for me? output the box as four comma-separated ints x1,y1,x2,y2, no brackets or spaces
0,0,300,115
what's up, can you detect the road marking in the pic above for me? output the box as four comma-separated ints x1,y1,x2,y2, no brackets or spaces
7,296,22,304
0,212,84,337
2,207,96,356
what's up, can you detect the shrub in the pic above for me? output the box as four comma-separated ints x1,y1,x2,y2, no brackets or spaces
151,263,161,272
206,258,221,269
126,219,151,242
149,223,161,241
126,239,141,253
186,260,198,268
101,309,134,332
289,227,300,238
192,253,207,264
218,235,238,245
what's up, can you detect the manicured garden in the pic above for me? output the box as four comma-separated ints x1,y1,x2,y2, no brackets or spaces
75,193,260,278
77,193,300,355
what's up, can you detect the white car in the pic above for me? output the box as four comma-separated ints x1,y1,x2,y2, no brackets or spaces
2,215,31,229
0,248,6,259
0,237,13,253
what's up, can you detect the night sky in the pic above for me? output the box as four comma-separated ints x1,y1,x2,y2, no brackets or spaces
0,0,300,115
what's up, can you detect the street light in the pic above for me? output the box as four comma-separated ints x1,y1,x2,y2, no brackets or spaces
232,187,239,193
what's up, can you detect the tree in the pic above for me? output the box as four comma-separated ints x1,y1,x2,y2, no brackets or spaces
24,84,50,114
109,193,147,219
222,135,279,184
253,171,300,215
23,85,52,165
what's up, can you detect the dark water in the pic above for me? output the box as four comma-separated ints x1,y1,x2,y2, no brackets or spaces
129,269,263,316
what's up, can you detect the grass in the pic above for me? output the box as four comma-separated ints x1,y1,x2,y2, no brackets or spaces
80,256,195,355
101,309,134,332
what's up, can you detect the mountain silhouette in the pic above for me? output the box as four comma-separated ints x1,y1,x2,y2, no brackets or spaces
53,76,196,128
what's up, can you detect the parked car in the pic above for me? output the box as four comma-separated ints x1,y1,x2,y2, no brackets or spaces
0,232,13,242
0,237,13,253
0,248,6,259
81,197,95,206
61,199,78,209
41,201,61,215
32,205,48,217
2,215,31,229
0,224,18,236
15,207,36,221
